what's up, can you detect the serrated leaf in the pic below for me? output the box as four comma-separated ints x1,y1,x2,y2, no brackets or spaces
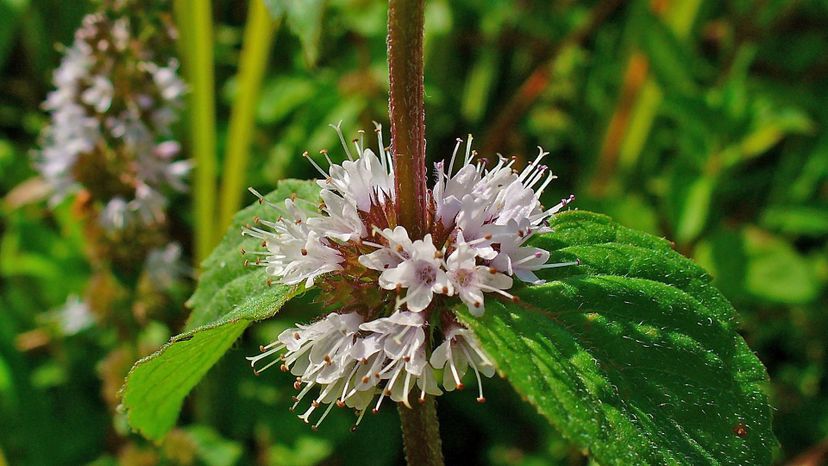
121,180,320,441
456,211,775,465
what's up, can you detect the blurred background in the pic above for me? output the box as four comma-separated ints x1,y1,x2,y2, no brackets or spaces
1,0,827,464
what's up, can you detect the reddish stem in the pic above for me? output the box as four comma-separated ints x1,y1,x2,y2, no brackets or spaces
388,0,428,239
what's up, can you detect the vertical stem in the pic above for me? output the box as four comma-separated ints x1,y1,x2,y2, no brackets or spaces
387,2,443,463
398,397,445,466
218,0,278,232
388,0,428,239
181,0,217,265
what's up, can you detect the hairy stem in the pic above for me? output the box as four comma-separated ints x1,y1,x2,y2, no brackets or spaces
398,397,445,466
387,0,428,239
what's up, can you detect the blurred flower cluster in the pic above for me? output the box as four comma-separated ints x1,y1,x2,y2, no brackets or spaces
34,0,188,288
36,0,188,237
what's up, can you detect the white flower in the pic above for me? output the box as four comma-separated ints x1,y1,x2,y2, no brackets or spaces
489,218,578,285
81,75,114,113
246,129,580,430
430,324,495,402
377,234,451,312
247,312,366,430
151,59,186,102
359,311,441,410
306,122,395,214
52,295,94,335
145,243,187,290
358,226,413,271
99,197,129,231
445,234,513,315
244,194,345,288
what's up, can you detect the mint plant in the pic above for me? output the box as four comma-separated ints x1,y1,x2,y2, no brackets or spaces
121,2,776,465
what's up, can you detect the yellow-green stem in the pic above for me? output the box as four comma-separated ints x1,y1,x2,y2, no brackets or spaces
178,0,217,266
218,0,278,232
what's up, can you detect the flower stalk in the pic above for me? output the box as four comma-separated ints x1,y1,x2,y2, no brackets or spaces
400,396,445,466
387,1,444,464
388,0,428,240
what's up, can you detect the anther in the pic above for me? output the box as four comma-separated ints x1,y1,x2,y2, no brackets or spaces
280,364,289,372
477,397,486,403
301,248,308,256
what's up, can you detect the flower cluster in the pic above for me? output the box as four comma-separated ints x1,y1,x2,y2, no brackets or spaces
246,125,575,429
35,2,188,231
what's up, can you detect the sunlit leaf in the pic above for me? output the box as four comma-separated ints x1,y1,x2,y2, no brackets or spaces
121,180,320,441
457,211,776,465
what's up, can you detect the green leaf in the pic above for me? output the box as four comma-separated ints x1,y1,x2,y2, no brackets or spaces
695,227,821,305
121,180,320,441
265,0,325,66
0,0,29,69
456,211,776,465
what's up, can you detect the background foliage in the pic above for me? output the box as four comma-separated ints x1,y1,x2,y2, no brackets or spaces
1,0,827,464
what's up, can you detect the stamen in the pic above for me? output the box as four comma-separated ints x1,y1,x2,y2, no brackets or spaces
517,147,549,183
401,371,413,408
303,151,330,178
447,137,463,177
329,121,353,160
291,382,316,411
353,409,368,431
464,134,474,164
448,353,464,390
312,402,336,431
536,172,558,196
537,260,579,269
374,121,387,172
460,344,486,403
